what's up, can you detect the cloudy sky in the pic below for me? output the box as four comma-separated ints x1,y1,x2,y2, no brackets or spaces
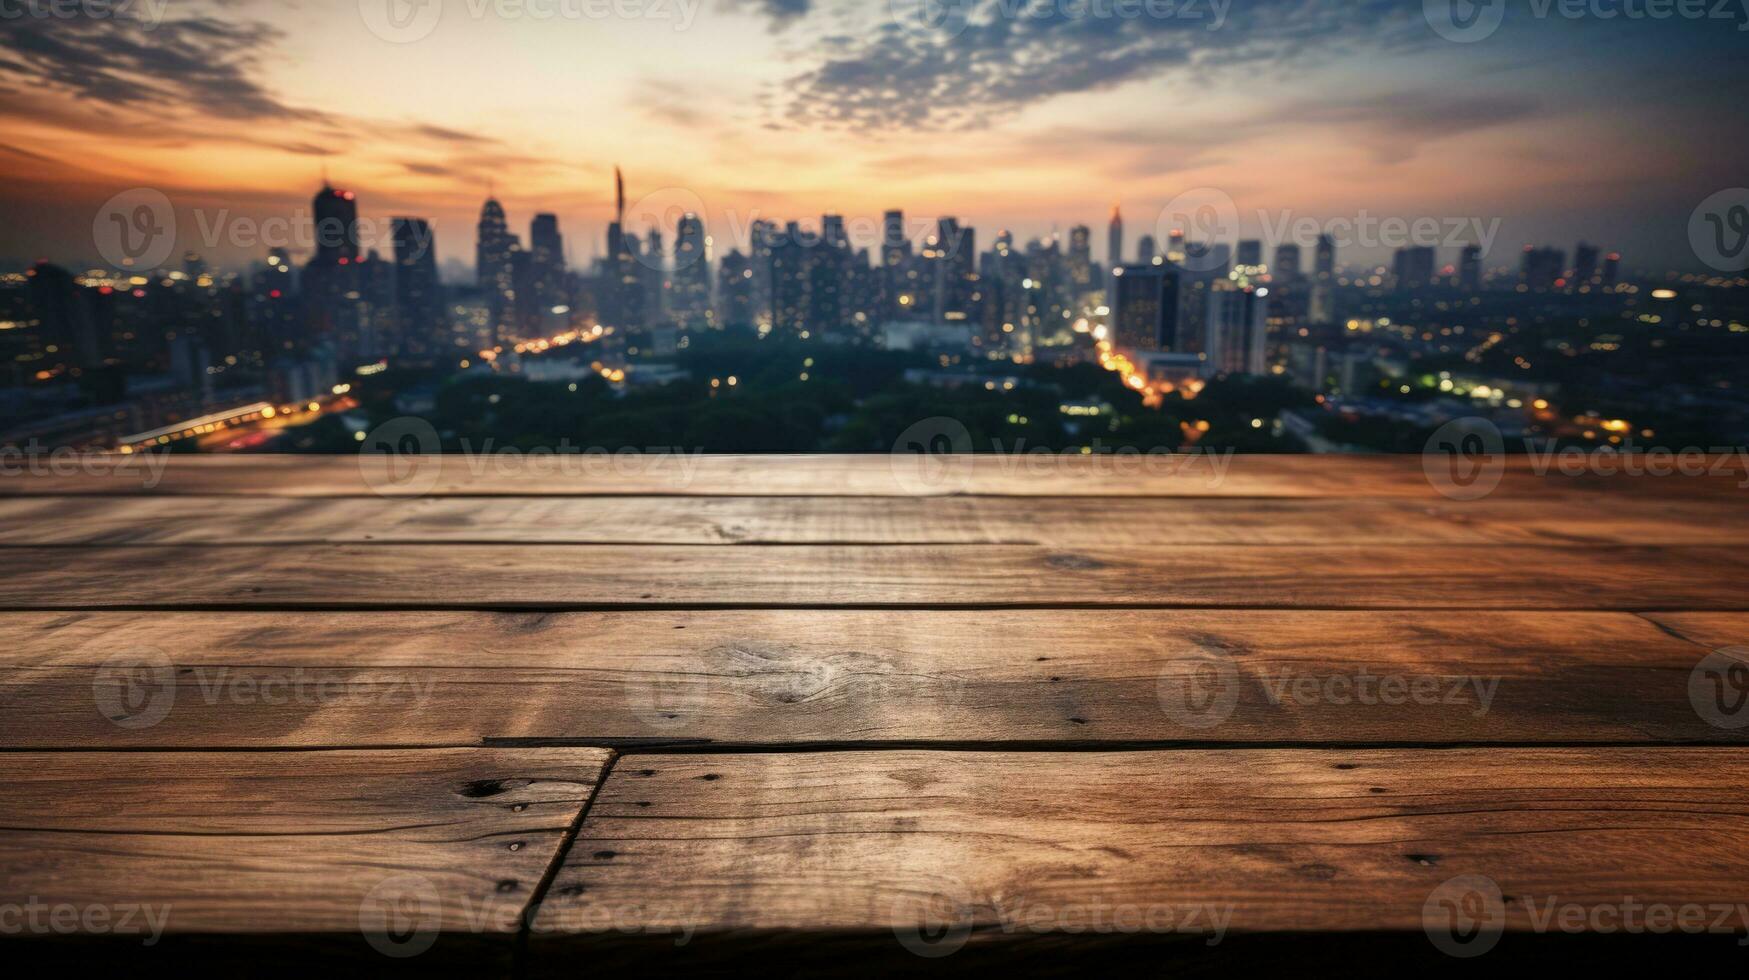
2,0,1745,272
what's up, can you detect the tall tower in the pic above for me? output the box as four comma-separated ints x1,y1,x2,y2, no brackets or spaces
312,184,360,267
476,197,516,343
1107,204,1124,268
529,213,564,317
304,182,364,354
672,211,712,328
392,217,442,354
1460,244,1483,292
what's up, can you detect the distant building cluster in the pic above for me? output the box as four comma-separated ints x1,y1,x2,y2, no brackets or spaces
1,167,1669,452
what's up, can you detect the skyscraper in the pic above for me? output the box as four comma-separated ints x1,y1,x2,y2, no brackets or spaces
1460,244,1483,292
1601,252,1621,289
476,197,516,343
529,213,565,317
312,183,361,267
1108,205,1123,268
1137,235,1157,265
1236,240,1263,271
1393,246,1437,289
304,182,365,353
672,212,711,328
931,217,977,323
1207,283,1270,376
716,249,754,327
769,221,812,334
1574,242,1600,287
26,262,101,370
392,218,443,354
1110,264,1179,353
1315,235,1336,279
1067,224,1093,294
1274,243,1302,282
1521,246,1565,291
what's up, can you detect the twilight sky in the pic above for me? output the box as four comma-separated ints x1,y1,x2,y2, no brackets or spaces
2,0,1745,273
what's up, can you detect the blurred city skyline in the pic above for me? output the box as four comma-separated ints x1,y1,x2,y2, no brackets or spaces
4,0,1748,272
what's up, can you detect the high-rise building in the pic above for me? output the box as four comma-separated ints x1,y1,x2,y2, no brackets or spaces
1315,235,1336,279
25,262,101,371
810,215,852,334
1110,264,1180,353
313,183,360,267
1460,244,1483,292
1521,246,1565,291
529,213,565,318
392,218,443,354
1206,283,1271,376
1107,205,1124,268
1067,224,1093,294
1273,243,1302,282
672,212,711,328
716,249,754,327
931,217,977,323
769,222,811,334
476,197,516,343
1601,252,1621,289
1393,246,1437,289
1137,235,1157,265
1574,242,1600,287
1236,240,1264,271
304,183,365,354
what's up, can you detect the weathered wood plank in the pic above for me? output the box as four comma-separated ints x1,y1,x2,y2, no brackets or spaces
1639,613,1747,651
530,748,1749,946
1,544,1745,610
2,494,1745,546
3,454,1743,498
0,748,610,953
1,610,1736,747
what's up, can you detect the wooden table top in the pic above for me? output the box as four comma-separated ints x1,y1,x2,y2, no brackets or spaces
3,454,1748,972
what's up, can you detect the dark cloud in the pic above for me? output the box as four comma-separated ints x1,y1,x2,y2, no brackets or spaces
411,124,498,146
0,13,313,121
721,0,813,31
1270,92,1546,164
775,0,1431,131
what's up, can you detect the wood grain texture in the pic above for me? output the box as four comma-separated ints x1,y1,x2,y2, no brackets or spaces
1639,613,1748,651
1,543,1746,610
4,453,1744,498
0,610,1735,748
532,748,1749,940
3,494,1745,546
0,748,610,940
